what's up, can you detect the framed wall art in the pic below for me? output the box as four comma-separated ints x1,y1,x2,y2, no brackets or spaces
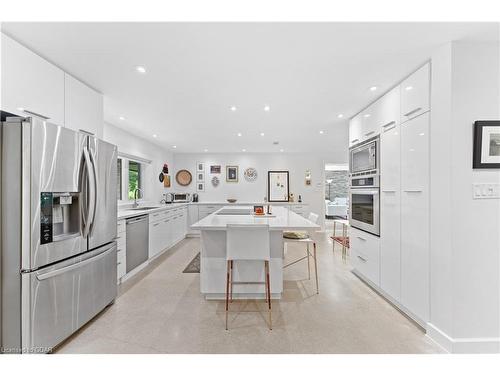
197,182,205,192
267,171,289,202
210,165,221,174
226,166,239,182
473,121,500,169
197,162,205,172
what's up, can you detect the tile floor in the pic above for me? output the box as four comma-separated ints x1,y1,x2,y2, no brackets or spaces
55,229,444,354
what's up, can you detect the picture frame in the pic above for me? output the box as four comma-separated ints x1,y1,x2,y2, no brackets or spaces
210,165,221,174
197,162,205,172
197,172,204,182
197,182,205,192
267,171,290,202
226,166,238,182
473,121,500,169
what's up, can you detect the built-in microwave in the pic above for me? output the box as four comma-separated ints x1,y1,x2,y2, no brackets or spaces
349,137,379,176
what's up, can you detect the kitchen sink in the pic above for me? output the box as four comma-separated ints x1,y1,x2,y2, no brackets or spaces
129,206,159,211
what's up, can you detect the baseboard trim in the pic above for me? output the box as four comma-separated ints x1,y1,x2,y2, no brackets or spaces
426,323,500,353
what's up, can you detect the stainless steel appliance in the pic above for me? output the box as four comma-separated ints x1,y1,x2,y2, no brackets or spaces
164,192,174,204
173,193,191,203
1,117,118,353
192,193,199,202
349,136,379,176
349,174,380,236
126,215,149,272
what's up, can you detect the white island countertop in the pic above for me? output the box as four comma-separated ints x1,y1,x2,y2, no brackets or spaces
191,206,319,231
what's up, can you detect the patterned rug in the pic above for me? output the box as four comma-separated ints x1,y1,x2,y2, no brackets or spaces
183,252,200,273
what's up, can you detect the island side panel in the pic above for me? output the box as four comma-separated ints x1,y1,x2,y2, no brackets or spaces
200,230,283,299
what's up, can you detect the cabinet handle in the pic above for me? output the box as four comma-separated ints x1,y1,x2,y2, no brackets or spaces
382,121,396,132
21,109,50,120
382,190,396,193
357,236,366,241
117,262,122,265
404,107,422,117
364,131,375,137
351,139,359,144
357,255,367,262
164,219,169,223
403,190,423,193
153,223,160,227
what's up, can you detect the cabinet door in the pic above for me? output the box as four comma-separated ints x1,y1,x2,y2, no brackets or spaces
64,74,104,137
380,122,401,191
400,63,430,122
161,217,173,251
350,228,380,286
359,103,378,141
148,221,163,258
400,113,429,322
1,33,65,125
349,114,363,146
377,86,400,131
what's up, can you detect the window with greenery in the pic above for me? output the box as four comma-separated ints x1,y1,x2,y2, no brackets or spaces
117,158,122,200
128,160,142,200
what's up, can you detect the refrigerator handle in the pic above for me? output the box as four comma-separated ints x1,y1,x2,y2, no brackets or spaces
88,148,99,235
82,147,96,238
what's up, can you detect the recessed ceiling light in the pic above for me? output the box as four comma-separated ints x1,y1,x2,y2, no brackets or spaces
319,130,324,134
337,114,344,119
119,116,125,121
419,132,425,136
204,149,208,152
237,132,242,137
405,86,413,91
364,114,371,118
17,107,25,112
242,148,246,152
135,66,147,74
264,105,270,112
260,132,265,136
172,145,177,149
280,149,284,152
152,134,157,138
369,86,377,91
230,106,237,112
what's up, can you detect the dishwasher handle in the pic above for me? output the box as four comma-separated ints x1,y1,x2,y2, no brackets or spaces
126,215,148,224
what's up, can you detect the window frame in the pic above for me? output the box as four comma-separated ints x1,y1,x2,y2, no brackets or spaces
116,154,150,204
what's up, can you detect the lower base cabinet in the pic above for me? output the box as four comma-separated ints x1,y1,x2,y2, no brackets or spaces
350,227,380,286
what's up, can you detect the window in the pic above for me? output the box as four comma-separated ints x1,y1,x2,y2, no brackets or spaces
117,158,122,200
128,160,142,200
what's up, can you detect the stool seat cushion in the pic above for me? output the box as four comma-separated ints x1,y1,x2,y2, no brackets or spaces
283,231,309,240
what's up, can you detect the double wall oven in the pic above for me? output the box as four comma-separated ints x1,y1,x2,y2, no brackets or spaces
349,137,380,236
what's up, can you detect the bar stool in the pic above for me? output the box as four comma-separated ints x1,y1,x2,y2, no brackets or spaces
283,212,319,294
225,224,272,330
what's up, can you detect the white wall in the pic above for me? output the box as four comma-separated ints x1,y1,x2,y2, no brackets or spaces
172,152,347,228
103,122,174,203
429,41,500,352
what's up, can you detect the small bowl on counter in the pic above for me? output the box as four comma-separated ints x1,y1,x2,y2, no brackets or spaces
226,199,237,203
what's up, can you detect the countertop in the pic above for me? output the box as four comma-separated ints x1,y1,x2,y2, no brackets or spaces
190,206,319,231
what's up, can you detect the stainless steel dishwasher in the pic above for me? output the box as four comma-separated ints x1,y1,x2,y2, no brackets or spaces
126,215,149,273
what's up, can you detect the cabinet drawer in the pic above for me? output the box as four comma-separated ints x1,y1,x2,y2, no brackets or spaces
350,228,380,286
117,219,126,234
116,236,126,252
400,63,430,122
149,211,162,223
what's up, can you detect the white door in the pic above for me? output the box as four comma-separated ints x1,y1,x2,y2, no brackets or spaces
400,63,430,123
380,121,401,301
349,114,363,146
400,112,429,322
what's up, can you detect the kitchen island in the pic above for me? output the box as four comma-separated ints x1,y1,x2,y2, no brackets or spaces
191,206,320,300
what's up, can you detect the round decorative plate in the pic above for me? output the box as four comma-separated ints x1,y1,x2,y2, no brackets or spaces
244,167,258,182
211,176,220,187
175,169,192,186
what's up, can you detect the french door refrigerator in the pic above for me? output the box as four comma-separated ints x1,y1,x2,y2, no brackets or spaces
1,116,117,353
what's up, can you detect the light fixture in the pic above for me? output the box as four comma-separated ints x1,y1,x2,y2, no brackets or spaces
260,132,265,136
135,66,147,74
264,105,270,112
364,114,371,118
119,116,125,121
419,132,425,136
204,149,208,152
319,130,324,134
369,86,377,91
280,149,284,152
242,148,246,152
237,132,242,137
405,86,413,91
152,134,157,138
172,145,177,149
337,114,344,119
230,106,237,112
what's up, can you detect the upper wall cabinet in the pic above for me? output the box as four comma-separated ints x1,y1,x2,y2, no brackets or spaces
1,33,65,125
400,63,430,122
377,86,401,131
64,74,104,137
348,114,363,146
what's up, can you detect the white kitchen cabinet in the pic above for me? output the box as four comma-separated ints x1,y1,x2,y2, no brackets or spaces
350,227,380,286
149,218,166,259
187,204,199,235
117,219,127,282
400,112,430,322
198,204,221,220
1,33,65,125
400,63,430,123
380,121,401,301
376,86,401,131
64,74,104,137
358,104,379,141
349,114,363,146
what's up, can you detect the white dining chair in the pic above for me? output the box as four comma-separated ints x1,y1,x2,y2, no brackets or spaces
283,212,319,294
225,224,272,330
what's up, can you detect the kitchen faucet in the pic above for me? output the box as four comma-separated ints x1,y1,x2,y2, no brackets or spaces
133,188,143,208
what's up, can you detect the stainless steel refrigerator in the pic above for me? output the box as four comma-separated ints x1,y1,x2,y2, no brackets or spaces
1,116,118,353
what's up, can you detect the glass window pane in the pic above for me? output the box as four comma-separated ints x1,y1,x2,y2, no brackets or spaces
117,158,122,200
128,161,141,200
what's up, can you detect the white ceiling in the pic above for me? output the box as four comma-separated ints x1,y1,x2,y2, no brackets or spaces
1,22,498,153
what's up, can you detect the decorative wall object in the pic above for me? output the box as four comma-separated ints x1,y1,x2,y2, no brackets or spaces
226,166,239,182
305,170,312,185
211,176,220,187
159,163,170,186
163,175,171,188
473,121,500,168
244,167,258,182
267,171,290,202
197,162,205,172
197,172,204,182
210,165,221,174
176,169,192,186
197,182,205,192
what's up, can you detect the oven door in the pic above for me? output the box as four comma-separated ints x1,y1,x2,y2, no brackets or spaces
350,140,377,174
349,188,380,236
